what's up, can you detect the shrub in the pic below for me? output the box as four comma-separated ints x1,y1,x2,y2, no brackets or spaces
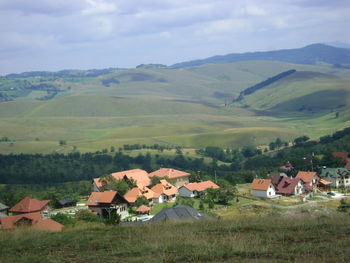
75,210,102,222
51,213,76,226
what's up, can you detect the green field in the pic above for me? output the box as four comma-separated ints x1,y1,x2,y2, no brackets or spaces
1,61,350,154
1,215,349,262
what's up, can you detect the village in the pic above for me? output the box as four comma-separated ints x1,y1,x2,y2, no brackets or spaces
0,151,349,232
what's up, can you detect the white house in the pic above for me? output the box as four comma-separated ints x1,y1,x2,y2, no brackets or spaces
251,179,276,198
178,180,220,198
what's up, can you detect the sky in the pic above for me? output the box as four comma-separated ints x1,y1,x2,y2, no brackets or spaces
0,0,349,75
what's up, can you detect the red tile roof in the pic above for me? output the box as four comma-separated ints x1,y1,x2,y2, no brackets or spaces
149,168,190,179
319,179,332,185
94,169,151,190
276,177,302,195
136,205,150,213
0,212,41,229
151,180,177,197
86,191,117,206
9,197,50,213
296,171,318,183
124,185,156,203
251,179,273,191
184,180,220,192
32,219,63,232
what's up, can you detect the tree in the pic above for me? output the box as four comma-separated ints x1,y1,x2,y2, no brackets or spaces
100,174,133,195
59,140,66,146
105,210,121,225
135,196,149,207
294,136,309,146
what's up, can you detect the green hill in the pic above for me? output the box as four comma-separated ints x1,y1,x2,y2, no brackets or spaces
1,60,350,153
171,44,350,68
234,71,350,115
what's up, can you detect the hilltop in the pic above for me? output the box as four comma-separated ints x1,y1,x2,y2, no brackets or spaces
171,44,350,68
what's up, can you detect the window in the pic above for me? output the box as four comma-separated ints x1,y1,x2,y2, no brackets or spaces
269,192,271,196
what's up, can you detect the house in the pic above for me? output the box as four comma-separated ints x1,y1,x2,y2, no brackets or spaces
178,180,219,198
276,177,305,196
124,184,157,205
86,191,129,219
296,171,320,191
149,168,190,188
0,202,8,217
332,152,350,170
268,173,288,188
0,212,63,232
319,168,350,188
9,196,50,217
150,205,211,222
150,180,177,203
58,198,77,208
93,169,151,191
251,179,276,198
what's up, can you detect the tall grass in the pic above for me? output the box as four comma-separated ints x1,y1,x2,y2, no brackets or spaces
1,215,349,262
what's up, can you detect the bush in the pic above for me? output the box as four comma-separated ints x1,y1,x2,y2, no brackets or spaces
51,213,77,226
104,210,121,225
75,210,102,222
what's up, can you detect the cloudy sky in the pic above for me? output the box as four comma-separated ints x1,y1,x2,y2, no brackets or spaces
0,0,349,75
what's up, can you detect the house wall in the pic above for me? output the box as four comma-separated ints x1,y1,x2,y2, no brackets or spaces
293,181,305,195
322,175,350,188
92,182,100,192
174,176,190,188
178,187,196,198
252,184,276,198
153,195,164,204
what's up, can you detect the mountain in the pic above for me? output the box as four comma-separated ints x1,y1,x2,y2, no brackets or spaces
171,44,350,68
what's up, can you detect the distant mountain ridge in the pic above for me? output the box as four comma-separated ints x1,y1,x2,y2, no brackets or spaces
171,44,350,68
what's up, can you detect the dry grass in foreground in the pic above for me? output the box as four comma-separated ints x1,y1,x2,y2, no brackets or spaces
1,215,349,263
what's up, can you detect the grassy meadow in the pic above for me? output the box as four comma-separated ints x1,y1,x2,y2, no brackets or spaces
0,61,350,154
1,215,349,263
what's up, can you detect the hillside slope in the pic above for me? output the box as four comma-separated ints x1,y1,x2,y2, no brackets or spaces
171,44,350,68
234,71,350,115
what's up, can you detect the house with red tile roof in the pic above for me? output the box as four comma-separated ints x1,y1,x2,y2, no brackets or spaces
179,180,219,198
86,191,129,219
124,184,157,205
151,179,178,203
9,196,50,216
251,179,276,198
93,169,151,191
0,212,63,232
296,171,319,191
149,168,190,188
276,177,305,196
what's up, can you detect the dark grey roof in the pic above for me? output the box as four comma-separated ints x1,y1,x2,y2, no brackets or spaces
150,205,211,222
58,198,76,206
0,203,8,211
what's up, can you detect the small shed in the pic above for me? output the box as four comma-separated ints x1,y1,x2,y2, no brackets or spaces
0,203,9,215
136,205,150,215
58,198,77,208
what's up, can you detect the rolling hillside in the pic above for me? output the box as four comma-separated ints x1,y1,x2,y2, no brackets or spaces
1,55,350,153
233,71,350,116
171,44,350,68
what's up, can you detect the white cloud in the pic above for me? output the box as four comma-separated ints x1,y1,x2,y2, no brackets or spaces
0,0,349,74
